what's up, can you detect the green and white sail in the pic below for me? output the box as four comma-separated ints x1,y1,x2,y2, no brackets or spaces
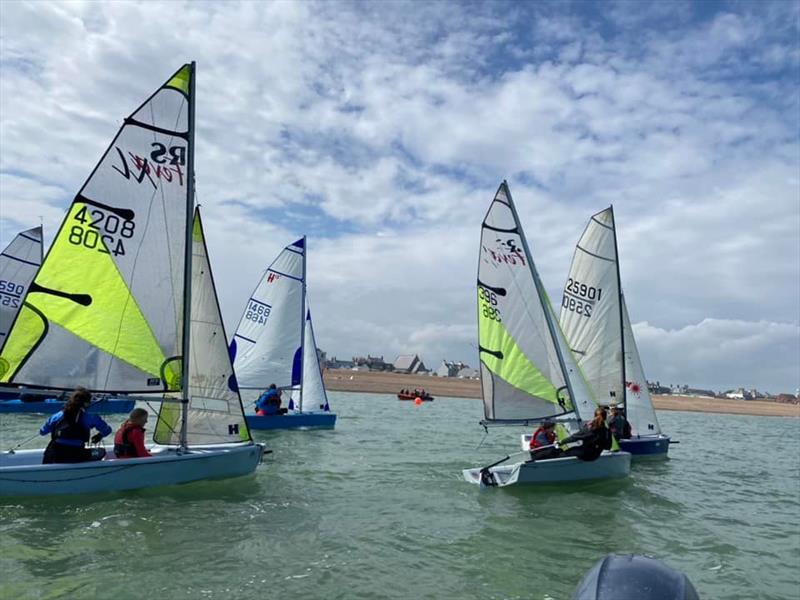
0,65,193,393
621,295,661,435
558,208,623,406
0,226,42,340
477,182,595,424
154,211,251,445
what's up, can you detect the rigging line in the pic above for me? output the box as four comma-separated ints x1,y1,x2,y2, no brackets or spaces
475,427,490,450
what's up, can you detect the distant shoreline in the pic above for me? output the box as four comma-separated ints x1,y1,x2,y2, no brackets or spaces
323,370,800,418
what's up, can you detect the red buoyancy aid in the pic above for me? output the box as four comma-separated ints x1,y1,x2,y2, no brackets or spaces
114,421,145,458
529,427,556,449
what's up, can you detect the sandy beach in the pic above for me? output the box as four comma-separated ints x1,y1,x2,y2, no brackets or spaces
323,370,800,418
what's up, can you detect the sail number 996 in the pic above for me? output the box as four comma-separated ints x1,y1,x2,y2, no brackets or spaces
478,287,502,322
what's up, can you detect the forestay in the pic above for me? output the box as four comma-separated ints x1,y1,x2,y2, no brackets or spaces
154,211,251,445
0,66,192,393
558,208,623,406
0,226,42,340
621,295,661,436
230,239,304,390
477,182,595,424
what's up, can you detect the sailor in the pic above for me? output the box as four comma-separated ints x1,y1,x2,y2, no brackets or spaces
529,420,556,449
113,408,152,459
255,384,287,416
39,387,112,464
528,420,560,460
608,405,630,440
560,407,613,461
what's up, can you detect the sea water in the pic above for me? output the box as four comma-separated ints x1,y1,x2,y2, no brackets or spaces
1,393,798,599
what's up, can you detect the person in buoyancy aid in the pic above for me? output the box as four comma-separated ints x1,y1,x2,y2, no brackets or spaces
114,408,152,459
255,384,288,416
560,407,613,462
528,420,560,461
608,405,630,441
39,388,112,464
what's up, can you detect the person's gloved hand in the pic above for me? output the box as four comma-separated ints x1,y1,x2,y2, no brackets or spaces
91,433,104,444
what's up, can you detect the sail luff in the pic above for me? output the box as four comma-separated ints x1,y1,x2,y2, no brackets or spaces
503,182,585,423
299,235,307,411
609,206,627,415
179,61,197,450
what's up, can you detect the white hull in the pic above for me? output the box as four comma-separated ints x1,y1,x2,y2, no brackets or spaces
463,450,631,487
0,442,264,497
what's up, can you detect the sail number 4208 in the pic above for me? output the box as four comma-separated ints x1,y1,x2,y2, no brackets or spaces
68,206,135,257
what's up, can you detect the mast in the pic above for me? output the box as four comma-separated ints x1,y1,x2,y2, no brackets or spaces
610,205,627,417
179,61,196,450
503,181,581,423
299,235,307,411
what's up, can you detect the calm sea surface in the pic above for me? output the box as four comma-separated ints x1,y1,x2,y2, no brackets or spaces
1,393,798,600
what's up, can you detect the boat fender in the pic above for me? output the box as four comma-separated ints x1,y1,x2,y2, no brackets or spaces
572,554,699,600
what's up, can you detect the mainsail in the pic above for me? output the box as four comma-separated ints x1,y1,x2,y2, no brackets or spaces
622,295,662,436
0,226,42,340
154,211,251,445
0,65,193,393
558,208,623,406
230,239,305,391
477,182,595,424
559,206,661,437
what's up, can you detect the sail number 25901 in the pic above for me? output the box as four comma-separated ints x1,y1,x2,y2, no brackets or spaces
561,278,601,318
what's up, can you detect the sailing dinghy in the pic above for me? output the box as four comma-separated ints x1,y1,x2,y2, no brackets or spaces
462,182,630,487
558,208,670,458
0,64,263,496
230,238,336,430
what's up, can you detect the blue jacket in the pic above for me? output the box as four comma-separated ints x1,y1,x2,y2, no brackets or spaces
255,389,279,414
40,410,113,447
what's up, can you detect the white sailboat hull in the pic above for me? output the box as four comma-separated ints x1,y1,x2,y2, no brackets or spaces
0,443,263,497
463,450,631,487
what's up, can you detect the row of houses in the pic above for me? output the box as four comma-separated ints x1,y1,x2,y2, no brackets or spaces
323,353,479,379
647,381,799,403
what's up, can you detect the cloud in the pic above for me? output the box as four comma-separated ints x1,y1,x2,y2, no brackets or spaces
1,1,798,391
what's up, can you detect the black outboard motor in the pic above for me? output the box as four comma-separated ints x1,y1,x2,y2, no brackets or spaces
572,554,699,600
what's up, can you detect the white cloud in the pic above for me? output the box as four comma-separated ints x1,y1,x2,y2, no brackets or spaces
0,1,797,391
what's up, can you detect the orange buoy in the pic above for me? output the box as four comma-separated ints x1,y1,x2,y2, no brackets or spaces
414,397,423,405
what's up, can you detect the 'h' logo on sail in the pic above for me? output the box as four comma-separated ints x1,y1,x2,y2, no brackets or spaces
267,272,280,284
228,424,239,435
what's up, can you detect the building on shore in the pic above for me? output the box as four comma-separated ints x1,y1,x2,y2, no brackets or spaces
326,356,355,370
647,381,671,395
434,360,470,378
456,367,479,379
393,354,429,374
672,384,716,398
353,355,393,372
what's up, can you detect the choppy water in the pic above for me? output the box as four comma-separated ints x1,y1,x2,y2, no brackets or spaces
1,393,798,600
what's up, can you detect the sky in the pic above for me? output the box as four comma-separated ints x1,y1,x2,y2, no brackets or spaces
0,0,798,393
